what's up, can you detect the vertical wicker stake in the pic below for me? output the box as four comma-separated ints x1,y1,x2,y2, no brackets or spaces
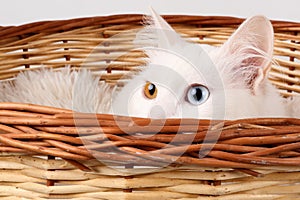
286,32,297,96
287,32,297,96
22,49,30,68
102,31,112,74
46,155,56,187
203,170,216,186
123,164,134,193
213,180,222,186
63,40,71,62
19,35,30,69
197,24,204,40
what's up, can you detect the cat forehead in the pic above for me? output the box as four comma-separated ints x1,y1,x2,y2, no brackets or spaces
143,43,219,86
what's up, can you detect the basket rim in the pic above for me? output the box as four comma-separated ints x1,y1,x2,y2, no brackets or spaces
1,102,300,170
1,14,300,40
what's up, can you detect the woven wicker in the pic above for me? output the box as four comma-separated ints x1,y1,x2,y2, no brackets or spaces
1,14,300,200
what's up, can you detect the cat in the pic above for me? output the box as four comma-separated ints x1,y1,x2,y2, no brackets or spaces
0,9,298,120
112,9,290,119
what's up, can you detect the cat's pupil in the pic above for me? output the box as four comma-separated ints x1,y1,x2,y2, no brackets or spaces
192,88,203,101
148,84,156,95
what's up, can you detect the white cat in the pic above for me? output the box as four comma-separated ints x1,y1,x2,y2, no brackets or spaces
112,9,289,119
0,9,298,120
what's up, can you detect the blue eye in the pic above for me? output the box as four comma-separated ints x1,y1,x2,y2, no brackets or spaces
186,84,210,105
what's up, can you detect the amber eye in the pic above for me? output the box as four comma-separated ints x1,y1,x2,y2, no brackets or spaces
144,82,157,99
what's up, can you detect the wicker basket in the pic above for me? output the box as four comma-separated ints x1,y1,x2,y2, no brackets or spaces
1,14,300,200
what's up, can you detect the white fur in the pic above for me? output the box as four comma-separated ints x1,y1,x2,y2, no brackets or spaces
0,67,113,113
286,96,300,118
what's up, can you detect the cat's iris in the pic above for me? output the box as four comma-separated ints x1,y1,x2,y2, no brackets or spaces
186,84,209,105
144,82,157,99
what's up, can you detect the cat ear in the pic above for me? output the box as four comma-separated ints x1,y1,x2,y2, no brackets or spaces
220,15,274,93
148,7,174,36
134,8,185,49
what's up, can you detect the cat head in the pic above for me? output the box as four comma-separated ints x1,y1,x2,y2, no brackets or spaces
112,9,274,119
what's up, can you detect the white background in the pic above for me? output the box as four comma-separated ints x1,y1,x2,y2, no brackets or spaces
1,0,300,26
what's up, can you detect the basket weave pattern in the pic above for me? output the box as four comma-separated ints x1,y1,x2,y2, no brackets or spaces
0,15,300,199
